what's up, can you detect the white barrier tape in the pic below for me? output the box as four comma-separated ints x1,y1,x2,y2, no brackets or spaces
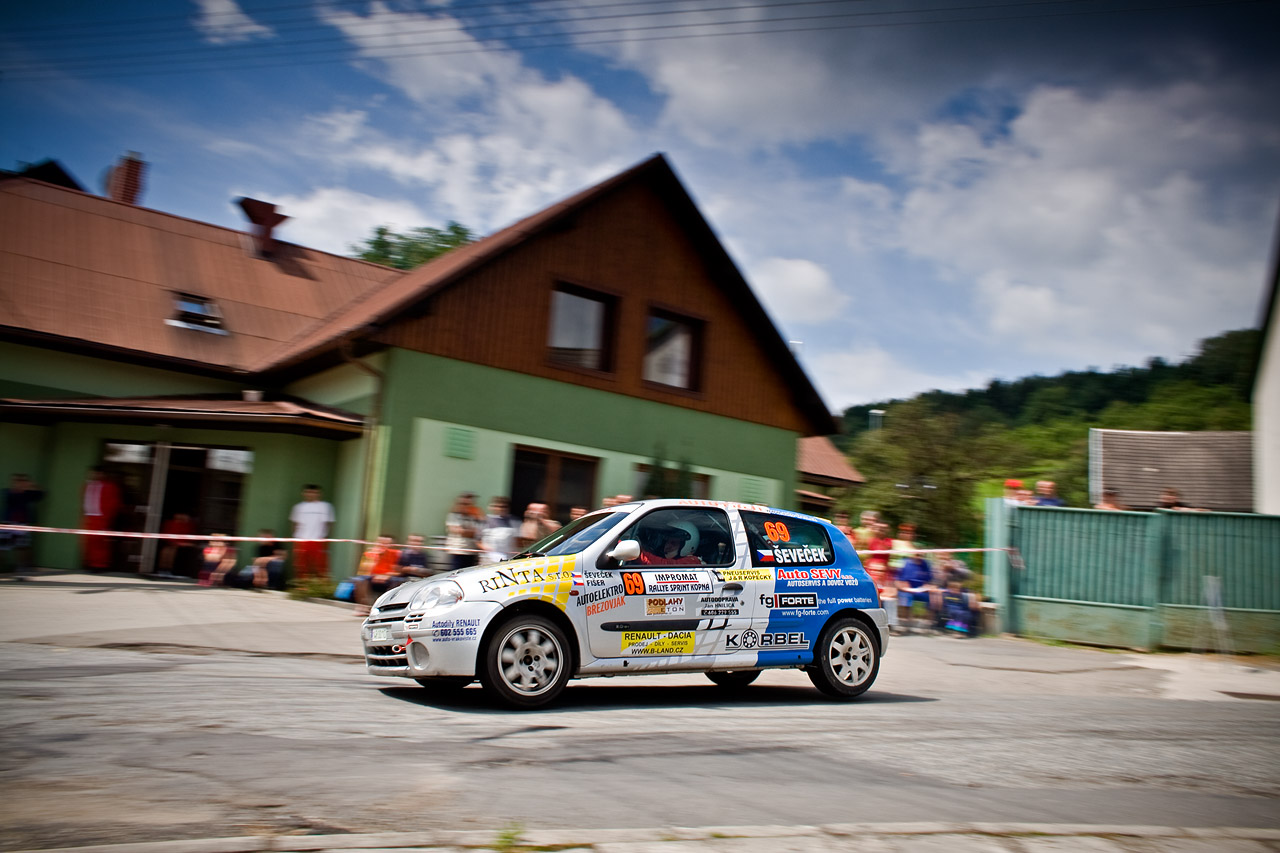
856,547,1012,555
0,524,480,553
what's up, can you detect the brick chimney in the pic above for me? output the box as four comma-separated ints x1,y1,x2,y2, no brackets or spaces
105,151,146,205
237,197,289,257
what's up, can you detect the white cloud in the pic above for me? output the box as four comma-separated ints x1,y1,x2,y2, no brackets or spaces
748,257,848,327
808,345,992,409
256,187,429,256
192,0,274,45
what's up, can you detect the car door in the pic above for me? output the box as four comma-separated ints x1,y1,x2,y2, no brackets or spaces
586,505,750,663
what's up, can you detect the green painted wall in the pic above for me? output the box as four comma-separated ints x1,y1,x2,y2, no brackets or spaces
17,422,350,571
0,341,241,398
283,355,384,415
376,350,797,538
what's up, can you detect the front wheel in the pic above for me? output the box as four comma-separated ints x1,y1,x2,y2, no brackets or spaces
706,670,761,690
807,617,879,698
479,614,572,709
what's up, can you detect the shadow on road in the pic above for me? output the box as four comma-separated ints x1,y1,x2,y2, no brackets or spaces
379,682,935,712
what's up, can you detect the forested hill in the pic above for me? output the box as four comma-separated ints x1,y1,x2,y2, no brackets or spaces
833,328,1259,549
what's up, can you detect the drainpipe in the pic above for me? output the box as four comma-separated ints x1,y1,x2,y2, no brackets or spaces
341,342,385,544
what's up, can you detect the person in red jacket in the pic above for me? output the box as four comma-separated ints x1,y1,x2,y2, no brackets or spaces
81,467,122,571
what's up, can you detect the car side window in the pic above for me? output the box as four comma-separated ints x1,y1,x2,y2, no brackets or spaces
616,508,735,567
740,510,835,568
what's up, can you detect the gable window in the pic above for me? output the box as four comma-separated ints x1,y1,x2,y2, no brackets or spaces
643,310,702,390
548,284,614,372
166,292,227,335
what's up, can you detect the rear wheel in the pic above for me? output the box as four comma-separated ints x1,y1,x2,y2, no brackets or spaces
479,614,572,709
806,617,879,698
706,670,761,690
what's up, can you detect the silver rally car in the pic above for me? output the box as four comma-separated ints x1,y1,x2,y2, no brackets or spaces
362,499,888,709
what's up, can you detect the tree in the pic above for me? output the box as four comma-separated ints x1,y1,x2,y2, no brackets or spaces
351,221,475,269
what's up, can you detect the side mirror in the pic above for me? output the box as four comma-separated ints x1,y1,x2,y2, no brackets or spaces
598,539,641,570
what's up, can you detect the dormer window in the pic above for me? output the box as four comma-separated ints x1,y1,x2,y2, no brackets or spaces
166,292,227,335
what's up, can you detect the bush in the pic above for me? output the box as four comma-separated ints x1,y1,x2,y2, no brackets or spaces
287,576,337,601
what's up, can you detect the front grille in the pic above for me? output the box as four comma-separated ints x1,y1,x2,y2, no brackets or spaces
366,613,405,627
404,613,423,629
379,602,408,613
366,644,407,667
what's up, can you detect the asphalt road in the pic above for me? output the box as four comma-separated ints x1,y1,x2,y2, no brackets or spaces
2,574,1278,850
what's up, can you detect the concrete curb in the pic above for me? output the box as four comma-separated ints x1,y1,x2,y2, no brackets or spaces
12,824,1280,853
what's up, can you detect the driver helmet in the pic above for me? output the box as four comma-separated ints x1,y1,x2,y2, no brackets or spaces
668,520,700,557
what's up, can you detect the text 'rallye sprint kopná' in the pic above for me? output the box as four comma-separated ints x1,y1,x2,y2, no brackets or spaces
362,499,887,708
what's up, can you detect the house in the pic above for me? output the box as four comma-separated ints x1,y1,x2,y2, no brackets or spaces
0,152,836,573
795,436,864,516
1087,428,1254,512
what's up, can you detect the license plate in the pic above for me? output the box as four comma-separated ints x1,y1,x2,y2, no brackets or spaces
370,627,390,642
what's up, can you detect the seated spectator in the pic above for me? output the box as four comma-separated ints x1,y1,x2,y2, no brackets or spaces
1034,480,1065,507
938,576,980,637
156,512,196,576
199,535,237,587
895,551,935,631
396,534,432,578
354,535,401,615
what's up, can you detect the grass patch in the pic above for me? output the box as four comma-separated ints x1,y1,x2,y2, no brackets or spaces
287,576,337,601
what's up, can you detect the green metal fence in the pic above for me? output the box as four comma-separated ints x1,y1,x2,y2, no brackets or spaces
984,498,1280,652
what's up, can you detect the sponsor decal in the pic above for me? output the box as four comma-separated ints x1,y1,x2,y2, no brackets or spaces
622,630,696,656
587,595,625,616
698,594,741,617
771,547,831,566
775,567,841,580
577,583,626,608
760,592,818,609
726,630,808,651
582,570,612,589
646,597,686,616
478,565,575,593
621,570,713,595
722,568,772,582
427,618,481,642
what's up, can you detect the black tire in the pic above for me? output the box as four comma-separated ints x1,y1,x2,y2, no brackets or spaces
706,670,761,690
806,617,880,698
414,676,472,691
479,614,572,709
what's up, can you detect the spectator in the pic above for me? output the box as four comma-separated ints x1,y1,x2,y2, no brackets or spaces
290,484,335,581
938,576,980,637
156,512,196,576
354,534,401,615
445,492,485,570
889,522,918,577
479,497,518,565
81,466,122,571
516,502,561,551
1157,487,1200,511
865,521,897,628
852,510,878,552
396,534,432,577
242,530,285,589
1003,479,1024,506
199,535,238,586
831,510,855,544
1,473,44,573
569,506,588,521
895,551,935,632
1094,489,1125,511
1016,487,1035,504
1034,480,1065,507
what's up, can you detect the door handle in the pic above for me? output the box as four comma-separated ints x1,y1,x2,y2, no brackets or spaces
723,583,743,592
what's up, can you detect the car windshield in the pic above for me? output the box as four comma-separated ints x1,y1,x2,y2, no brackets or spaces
523,511,628,557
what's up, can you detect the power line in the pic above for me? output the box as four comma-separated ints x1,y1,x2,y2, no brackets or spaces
0,0,1261,81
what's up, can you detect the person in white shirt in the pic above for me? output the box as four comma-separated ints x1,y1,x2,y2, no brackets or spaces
289,484,335,581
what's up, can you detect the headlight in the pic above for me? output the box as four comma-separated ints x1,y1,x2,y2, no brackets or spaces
411,581,464,612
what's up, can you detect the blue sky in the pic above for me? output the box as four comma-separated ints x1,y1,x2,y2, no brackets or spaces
4,0,1279,410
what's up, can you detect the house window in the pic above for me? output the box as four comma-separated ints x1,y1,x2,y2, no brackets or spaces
510,446,598,525
165,292,227,335
548,284,614,372
643,310,701,390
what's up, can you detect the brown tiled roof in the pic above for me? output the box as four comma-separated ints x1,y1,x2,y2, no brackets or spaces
1090,428,1253,512
0,178,402,374
797,436,864,486
0,394,363,438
